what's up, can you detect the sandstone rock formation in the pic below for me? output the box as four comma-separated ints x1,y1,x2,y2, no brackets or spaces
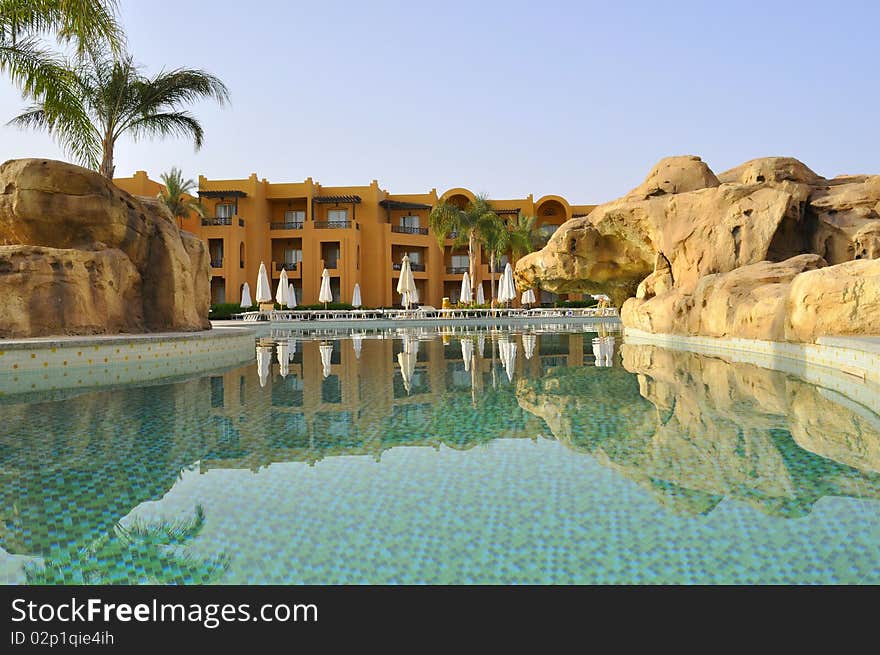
515,155,880,342
0,159,210,337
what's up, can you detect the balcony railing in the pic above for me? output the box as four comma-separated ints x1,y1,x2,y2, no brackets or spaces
393,262,426,272
314,221,352,229
391,225,429,235
270,221,304,230
275,262,298,271
446,266,469,274
202,217,244,227
210,259,224,268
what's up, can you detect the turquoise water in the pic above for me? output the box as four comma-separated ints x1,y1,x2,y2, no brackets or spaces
2,325,879,584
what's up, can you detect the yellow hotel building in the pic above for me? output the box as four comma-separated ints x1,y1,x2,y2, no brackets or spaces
114,171,595,308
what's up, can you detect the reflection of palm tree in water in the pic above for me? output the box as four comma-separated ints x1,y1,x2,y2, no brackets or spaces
24,505,228,584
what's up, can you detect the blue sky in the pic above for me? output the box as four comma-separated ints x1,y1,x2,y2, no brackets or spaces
1,0,878,203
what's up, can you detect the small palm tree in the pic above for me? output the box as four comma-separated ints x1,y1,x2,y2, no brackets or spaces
508,213,540,259
0,1,123,130
428,193,497,284
158,167,204,229
479,214,510,301
10,45,229,178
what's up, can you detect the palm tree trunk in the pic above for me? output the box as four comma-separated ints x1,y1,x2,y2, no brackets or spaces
468,229,477,292
99,138,115,178
489,252,496,301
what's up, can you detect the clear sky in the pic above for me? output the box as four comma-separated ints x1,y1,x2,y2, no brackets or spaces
1,0,878,203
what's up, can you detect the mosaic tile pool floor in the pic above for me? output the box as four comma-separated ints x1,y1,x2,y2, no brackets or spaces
2,325,879,584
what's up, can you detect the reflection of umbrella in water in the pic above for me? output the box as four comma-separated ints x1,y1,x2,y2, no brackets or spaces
256,344,272,387
351,331,364,359
319,342,333,378
477,332,485,357
276,341,289,377
461,338,473,372
397,350,416,395
287,336,296,361
522,333,536,360
499,339,517,382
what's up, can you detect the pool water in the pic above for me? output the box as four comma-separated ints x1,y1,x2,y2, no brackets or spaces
2,325,879,584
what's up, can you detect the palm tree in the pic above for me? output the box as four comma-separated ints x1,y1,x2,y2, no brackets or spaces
0,1,123,128
508,213,540,259
10,45,230,178
428,193,497,284
158,167,205,229
479,214,509,301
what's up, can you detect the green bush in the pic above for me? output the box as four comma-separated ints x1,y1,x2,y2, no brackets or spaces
209,302,251,319
554,298,599,308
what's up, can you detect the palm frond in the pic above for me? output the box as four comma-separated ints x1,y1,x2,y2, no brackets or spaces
127,110,204,148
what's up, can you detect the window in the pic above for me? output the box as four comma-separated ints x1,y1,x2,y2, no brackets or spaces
216,203,234,218
407,251,421,265
451,255,468,269
284,210,305,222
327,209,348,222
400,215,420,228
284,248,302,264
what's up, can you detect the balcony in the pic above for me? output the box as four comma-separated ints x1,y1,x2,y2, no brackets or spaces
391,225,429,236
275,262,298,272
323,260,339,270
270,221,304,230
211,259,224,268
446,266,469,274
202,217,245,227
315,221,354,230
393,262,426,272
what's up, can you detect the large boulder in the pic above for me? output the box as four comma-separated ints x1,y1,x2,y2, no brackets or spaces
0,159,210,337
517,154,880,342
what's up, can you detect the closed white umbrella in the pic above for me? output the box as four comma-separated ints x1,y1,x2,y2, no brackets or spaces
497,263,517,305
287,283,297,309
276,341,289,378
475,283,485,305
461,338,474,372
319,342,333,378
396,255,416,309
521,289,536,307
522,333,536,359
240,282,253,308
318,268,333,308
275,269,289,306
256,344,272,387
352,283,362,308
459,271,472,304
255,262,272,304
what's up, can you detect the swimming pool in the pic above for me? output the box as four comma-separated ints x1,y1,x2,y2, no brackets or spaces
2,325,879,584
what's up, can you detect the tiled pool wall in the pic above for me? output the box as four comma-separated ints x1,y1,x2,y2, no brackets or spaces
0,328,257,397
623,328,880,409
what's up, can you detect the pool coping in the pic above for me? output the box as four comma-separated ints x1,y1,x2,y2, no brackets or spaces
0,324,257,350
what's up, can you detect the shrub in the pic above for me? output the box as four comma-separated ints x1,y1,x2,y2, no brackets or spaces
209,302,251,319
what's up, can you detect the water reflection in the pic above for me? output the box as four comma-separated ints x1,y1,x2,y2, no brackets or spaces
1,324,879,583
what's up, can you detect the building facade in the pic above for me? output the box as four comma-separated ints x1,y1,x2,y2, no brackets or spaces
114,171,595,307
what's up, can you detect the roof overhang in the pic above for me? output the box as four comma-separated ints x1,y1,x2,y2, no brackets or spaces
198,190,247,198
313,195,361,204
379,199,432,211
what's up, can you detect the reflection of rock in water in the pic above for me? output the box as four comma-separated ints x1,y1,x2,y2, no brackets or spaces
517,343,880,516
